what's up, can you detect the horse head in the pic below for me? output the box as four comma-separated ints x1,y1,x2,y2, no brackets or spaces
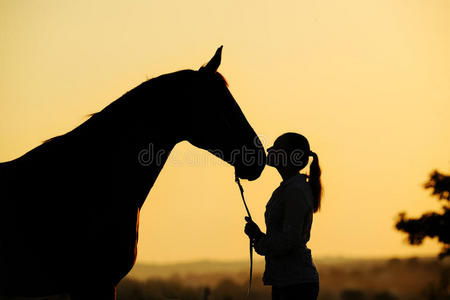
175,46,266,181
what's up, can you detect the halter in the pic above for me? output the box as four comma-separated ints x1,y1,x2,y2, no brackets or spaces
235,173,253,299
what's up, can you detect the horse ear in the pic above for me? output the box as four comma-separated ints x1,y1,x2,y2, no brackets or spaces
200,45,223,73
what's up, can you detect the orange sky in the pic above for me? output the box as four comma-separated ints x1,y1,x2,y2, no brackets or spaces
1,0,449,264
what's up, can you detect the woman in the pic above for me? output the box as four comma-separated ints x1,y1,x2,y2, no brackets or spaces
244,132,322,300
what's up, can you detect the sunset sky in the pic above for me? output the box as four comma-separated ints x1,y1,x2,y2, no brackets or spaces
1,0,449,264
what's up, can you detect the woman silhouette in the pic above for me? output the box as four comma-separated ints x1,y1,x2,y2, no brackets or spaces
244,132,322,300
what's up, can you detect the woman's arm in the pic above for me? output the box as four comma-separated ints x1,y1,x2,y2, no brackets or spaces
254,187,308,257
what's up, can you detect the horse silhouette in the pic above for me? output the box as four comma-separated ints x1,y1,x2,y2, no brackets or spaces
0,46,266,299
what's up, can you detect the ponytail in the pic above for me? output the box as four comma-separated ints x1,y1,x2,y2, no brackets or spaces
309,151,322,213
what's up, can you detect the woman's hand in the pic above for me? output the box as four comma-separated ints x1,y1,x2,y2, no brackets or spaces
244,216,264,241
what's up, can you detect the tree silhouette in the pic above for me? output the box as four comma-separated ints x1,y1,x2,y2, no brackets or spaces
395,170,450,259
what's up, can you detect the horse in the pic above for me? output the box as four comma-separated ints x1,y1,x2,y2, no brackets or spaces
0,46,266,299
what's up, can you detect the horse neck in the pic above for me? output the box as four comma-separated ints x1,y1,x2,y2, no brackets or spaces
133,136,177,208
69,81,182,208
116,83,183,207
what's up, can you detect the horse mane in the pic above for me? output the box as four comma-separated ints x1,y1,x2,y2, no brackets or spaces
41,112,100,144
41,136,62,144
39,79,144,146
40,69,227,145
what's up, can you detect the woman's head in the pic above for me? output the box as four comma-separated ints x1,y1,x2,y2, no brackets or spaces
267,132,323,213
267,132,310,170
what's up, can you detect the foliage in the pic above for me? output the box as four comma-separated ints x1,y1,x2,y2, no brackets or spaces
395,170,450,259
118,257,450,300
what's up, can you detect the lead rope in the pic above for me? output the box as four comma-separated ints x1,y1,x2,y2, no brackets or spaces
235,174,253,300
